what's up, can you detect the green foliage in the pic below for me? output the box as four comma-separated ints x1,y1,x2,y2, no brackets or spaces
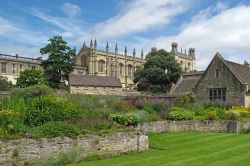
31,121,80,138
175,93,194,107
24,96,81,127
166,107,195,120
12,84,53,99
204,107,225,120
110,113,141,126
134,49,182,93
40,36,76,88
16,69,46,88
133,110,160,122
113,101,136,112
0,76,12,91
225,110,240,120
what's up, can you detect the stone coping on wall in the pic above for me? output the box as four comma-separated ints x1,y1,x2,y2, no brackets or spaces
135,120,250,133
0,132,148,166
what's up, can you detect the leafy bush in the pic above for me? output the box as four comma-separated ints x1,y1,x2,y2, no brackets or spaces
175,93,194,107
31,121,80,138
0,76,12,91
204,107,225,120
16,69,46,88
203,102,233,110
110,113,140,126
113,101,136,112
0,110,28,137
166,107,195,120
143,102,168,113
225,110,240,120
24,96,81,127
133,110,160,122
231,106,250,117
12,84,53,99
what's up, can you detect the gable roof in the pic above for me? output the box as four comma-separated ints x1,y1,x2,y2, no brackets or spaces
169,71,203,96
69,74,122,87
224,60,250,85
194,52,250,91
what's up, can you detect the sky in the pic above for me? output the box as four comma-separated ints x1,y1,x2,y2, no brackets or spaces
0,0,250,70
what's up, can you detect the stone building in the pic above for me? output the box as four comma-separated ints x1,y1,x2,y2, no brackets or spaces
170,42,196,72
75,39,146,89
69,74,122,95
170,53,250,107
0,54,42,84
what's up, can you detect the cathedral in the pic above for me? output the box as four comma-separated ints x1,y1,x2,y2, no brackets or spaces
74,39,146,89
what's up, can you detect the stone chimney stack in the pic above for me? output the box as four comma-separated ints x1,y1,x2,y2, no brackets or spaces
189,48,195,58
171,42,178,53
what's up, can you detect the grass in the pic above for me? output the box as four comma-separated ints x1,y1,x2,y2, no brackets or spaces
69,132,250,166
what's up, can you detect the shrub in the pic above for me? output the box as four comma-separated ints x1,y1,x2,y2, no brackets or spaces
225,110,240,120
16,69,46,88
175,93,194,107
143,102,168,113
203,102,233,110
24,96,81,127
166,107,195,120
12,84,53,99
133,110,160,122
206,110,219,120
0,110,28,137
0,76,12,91
231,106,250,117
110,113,140,126
204,107,225,120
31,121,80,138
113,101,136,112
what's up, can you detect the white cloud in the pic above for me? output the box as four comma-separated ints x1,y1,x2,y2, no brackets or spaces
91,0,191,39
61,2,81,17
150,4,250,70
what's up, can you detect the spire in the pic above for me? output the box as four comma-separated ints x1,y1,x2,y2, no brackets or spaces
106,41,109,52
83,41,86,48
133,48,136,58
90,39,93,48
115,43,118,54
141,50,144,59
124,46,127,58
94,38,97,49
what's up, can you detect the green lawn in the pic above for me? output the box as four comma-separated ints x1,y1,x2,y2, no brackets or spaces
70,132,250,166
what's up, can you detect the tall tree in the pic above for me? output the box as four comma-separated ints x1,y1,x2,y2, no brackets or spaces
134,49,182,93
16,69,45,88
40,36,76,88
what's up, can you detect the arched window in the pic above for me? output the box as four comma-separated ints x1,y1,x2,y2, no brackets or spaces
98,60,105,72
128,64,133,76
119,63,124,75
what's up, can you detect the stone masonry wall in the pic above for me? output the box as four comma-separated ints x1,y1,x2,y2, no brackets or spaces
0,132,148,166
135,120,240,133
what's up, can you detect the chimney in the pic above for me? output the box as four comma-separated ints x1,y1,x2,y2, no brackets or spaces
171,42,178,53
189,48,195,58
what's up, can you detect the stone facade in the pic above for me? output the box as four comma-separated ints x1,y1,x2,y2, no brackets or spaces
245,92,250,107
0,132,148,166
76,40,145,89
0,54,42,84
193,53,250,106
169,42,196,72
69,86,122,95
135,120,240,133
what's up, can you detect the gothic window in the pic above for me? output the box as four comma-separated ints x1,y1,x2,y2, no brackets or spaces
1,62,7,73
128,64,133,76
98,60,105,72
31,66,36,70
119,63,124,75
110,64,114,76
19,64,23,73
215,68,219,78
188,62,191,69
209,88,226,102
12,64,16,74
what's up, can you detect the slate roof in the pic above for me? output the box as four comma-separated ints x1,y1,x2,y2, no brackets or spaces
169,71,203,96
69,74,122,87
224,60,250,85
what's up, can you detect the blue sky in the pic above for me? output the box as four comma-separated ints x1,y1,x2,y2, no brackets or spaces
1,0,250,70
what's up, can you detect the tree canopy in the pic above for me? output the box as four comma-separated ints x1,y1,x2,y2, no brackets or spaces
40,36,76,88
16,69,46,88
133,49,182,93
0,76,12,91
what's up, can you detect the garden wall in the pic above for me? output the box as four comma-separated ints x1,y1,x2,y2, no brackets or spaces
135,120,242,133
0,132,148,166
